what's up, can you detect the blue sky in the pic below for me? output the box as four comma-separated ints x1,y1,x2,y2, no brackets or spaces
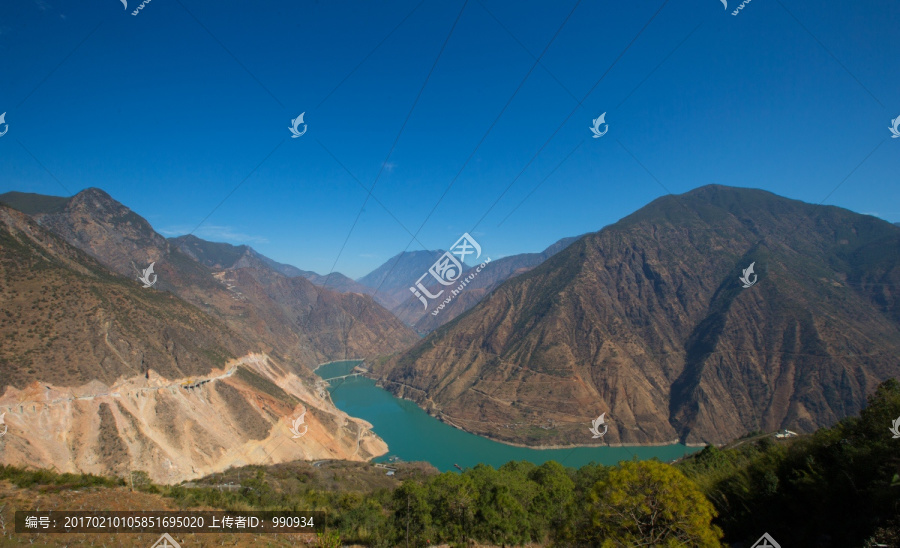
1,0,898,278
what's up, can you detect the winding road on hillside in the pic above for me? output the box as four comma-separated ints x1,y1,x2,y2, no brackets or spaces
3,366,239,412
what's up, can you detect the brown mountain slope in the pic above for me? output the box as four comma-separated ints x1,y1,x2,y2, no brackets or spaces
0,206,386,481
170,234,372,295
376,185,900,446
0,204,246,390
7,188,417,368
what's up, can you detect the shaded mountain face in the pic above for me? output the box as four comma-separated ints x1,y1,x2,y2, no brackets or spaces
376,185,900,446
5,188,417,369
392,236,582,334
170,234,372,295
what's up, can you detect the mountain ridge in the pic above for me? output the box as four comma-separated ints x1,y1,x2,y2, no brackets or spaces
1,188,418,369
0,204,387,482
374,185,900,446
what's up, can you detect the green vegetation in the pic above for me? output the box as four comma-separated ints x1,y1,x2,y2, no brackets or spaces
588,460,722,547
129,460,722,547
0,465,123,489
679,378,900,547
3,379,898,546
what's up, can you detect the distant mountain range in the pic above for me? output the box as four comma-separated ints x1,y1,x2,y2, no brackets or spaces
390,236,581,333
375,185,900,446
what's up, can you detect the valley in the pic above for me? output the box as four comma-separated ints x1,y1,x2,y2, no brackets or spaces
2,184,899,483
320,360,698,472
5,3,900,543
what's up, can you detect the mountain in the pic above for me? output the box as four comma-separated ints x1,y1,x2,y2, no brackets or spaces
0,204,245,390
1,188,417,369
392,235,582,333
354,237,581,333
292,269,373,296
0,191,69,215
355,250,456,310
0,204,385,482
170,234,371,295
374,185,900,446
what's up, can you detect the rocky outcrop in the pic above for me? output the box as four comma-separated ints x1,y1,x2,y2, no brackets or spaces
0,354,385,484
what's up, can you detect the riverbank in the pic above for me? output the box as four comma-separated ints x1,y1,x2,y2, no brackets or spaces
369,373,703,450
317,364,699,472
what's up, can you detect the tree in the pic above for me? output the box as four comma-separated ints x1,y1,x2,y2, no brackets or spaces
391,480,432,548
468,463,537,545
528,460,575,541
427,472,476,545
586,460,723,547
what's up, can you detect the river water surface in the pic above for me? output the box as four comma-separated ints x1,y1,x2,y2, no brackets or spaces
318,360,699,472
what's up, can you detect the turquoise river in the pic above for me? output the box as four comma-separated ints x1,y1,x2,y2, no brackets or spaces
317,360,699,472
